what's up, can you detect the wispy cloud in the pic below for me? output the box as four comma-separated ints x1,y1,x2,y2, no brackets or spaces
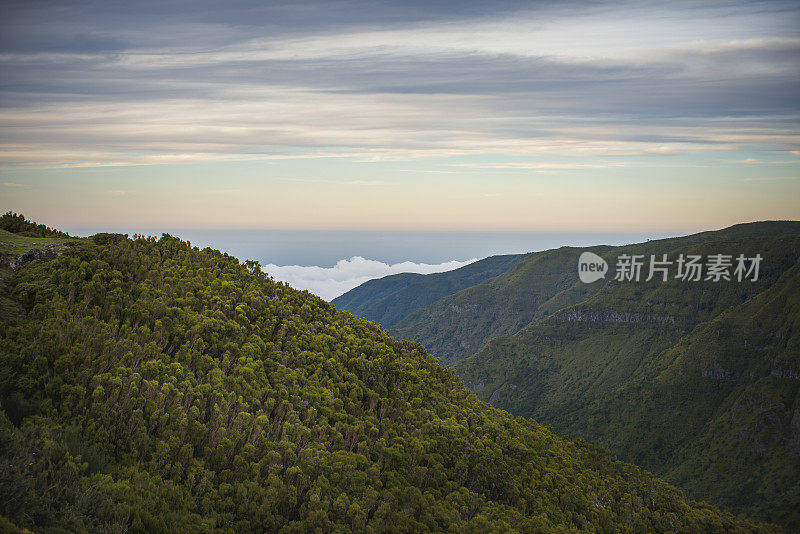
742,176,799,182
400,169,458,174
279,177,397,186
0,1,798,169
339,180,395,186
450,162,628,171
1,182,25,187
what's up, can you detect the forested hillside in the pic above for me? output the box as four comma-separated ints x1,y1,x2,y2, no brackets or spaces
332,253,525,327
455,231,800,528
0,219,772,532
392,222,800,365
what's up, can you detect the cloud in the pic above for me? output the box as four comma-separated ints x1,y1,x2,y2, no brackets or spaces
262,256,478,301
0,1,798,168
1,182,25,187
450,162,627,170
742,176,799,182
339,180,393,186
280,177,397,186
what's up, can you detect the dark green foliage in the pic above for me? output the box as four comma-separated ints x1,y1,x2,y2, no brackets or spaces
455,232,800,528
392,247,597,364
0,212,69,238
333,254,526,326
393,221,800,365
0,226,770,532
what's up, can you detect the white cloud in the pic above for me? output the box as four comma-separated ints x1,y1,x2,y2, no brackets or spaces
262,256,478,301
450,161,627,170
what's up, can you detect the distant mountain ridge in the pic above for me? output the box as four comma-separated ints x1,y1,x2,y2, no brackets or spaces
392,221,800,365
336,220,800,528
332,253,526,327
456,232,800,527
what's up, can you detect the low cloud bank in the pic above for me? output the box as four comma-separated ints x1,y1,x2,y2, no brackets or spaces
262,256,478,301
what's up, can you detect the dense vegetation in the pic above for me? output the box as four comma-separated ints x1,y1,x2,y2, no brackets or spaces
0,220,771,532
340,222,800,527
392,222,800,365
333,253,526,327
455,233,800,528
403,226,799,528
0,211,69,238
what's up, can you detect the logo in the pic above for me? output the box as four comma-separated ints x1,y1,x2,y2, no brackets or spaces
578,252,608,283
577,251,763,283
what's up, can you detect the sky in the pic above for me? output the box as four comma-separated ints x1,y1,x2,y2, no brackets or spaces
0,0,798,235
58,228,666,300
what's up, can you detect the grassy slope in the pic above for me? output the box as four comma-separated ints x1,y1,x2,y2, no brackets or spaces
392,221,800,365
0,228,74,254
0,229,81,325
332,253,526,327
455,233,800,527
585,258,800,527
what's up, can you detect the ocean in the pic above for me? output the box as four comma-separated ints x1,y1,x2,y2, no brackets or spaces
65,229,677,300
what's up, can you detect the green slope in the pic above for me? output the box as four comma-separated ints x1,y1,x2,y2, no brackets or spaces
0,220,771,533
0,228,83,326
392,221,800,365
455,232,800,528
332,253,526,327
585,256,800,527
391,246,599,364
0,228,73,255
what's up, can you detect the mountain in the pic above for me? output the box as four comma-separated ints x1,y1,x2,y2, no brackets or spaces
392,222,800,365
335,221,800,527
0,217,771,533
332,253,526,327
454,230,800,528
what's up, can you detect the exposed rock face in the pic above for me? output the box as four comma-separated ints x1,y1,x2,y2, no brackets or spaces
556,308,677,325
488,387,503,405
464,379,486,392
7,244,65,269
450,303,481,315
702,363,740,380
771,367,800,379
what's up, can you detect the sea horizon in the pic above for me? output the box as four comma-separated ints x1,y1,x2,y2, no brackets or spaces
62,228,682,300
63,228,684,265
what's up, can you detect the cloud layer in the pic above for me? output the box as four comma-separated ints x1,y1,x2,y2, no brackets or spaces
1,1,798,167
262,256,477,301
